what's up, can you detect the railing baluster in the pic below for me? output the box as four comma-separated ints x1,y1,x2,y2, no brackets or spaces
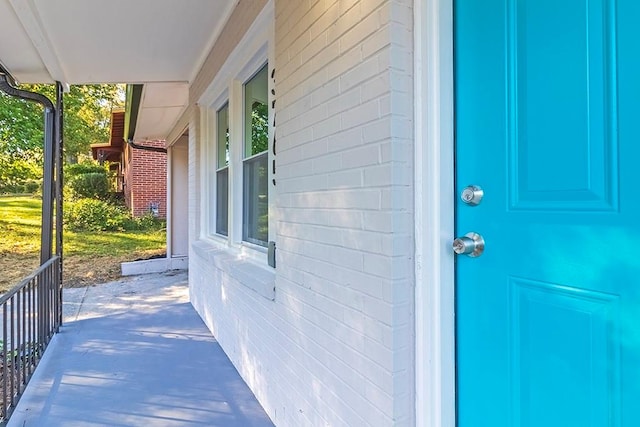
37,272,42,351
22,286,29,392
53,261,58,331
0,256,61,422
9,295,15,408
17,289,22,396
49,265,52,336
58,258,63,328
47,266,51,341
48,264,52,337
43,269,48,344
27,282,31,379
42,268,46,344
32,277,36,371
3,303,7,419
29,279,34,377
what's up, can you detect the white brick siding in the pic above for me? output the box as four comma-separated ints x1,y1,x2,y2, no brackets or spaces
189,0,415,425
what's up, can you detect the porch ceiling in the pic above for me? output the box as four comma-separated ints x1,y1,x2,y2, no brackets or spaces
0,0,234,140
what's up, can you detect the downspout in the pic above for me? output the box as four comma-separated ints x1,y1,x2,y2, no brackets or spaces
126,139,167,154
0,72,57,265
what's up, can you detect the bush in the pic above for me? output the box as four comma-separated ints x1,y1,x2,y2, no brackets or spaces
64,199,165,232
0,152,42,194
125,213,165,231
0,180,41,195
64,161,113,201
24,180,40,194
64,198,130,231
65,163,107,178
66,172,110,201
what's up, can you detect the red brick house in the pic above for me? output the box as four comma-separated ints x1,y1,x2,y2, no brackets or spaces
91,110,167,219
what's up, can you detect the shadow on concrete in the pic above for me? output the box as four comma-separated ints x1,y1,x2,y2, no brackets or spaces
7,272,274,427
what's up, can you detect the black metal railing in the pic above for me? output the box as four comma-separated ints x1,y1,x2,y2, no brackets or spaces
0,256,62,422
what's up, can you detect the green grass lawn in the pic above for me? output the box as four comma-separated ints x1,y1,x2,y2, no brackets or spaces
0,195,166,291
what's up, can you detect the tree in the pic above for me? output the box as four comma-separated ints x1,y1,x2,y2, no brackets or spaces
0,91,44,157
62,85,125,162
250,101,268,154
0,84,124,164
0,149,40,193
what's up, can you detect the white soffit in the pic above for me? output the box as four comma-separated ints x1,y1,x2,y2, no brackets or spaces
134,82,188,141
0,0,236,141
0,0,235,84
0,0,50,82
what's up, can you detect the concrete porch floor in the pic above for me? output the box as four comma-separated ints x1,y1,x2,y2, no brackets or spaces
7,271,274,427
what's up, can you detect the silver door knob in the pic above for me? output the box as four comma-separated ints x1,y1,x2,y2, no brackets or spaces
453,232,485,257
461,185,483,206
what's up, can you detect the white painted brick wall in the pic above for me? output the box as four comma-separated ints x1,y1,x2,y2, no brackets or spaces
189,0,415,425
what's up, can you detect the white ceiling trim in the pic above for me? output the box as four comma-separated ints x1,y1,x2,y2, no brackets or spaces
0,0,242,142
188,0,239,84
8,0,67,84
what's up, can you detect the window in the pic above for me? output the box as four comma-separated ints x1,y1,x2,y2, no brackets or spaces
200,4,274,267
203,60,272,251
216,103,229,236
242,65,269,246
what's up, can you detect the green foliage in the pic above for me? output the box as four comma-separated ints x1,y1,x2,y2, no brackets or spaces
64,198,129,231
126,213,165,231
0,150,41,194
0,196,166,252
0,84,124,195
0,84,124,163
64,199,165,232
65,162,107,178
63,159,161,232
0,196,166,291
62,85,125,162
0,179,41,195
64,161,113,200
67,172,110,200
0,196,42,253
250,101,269,154
24,180,40,193
0,95,44,157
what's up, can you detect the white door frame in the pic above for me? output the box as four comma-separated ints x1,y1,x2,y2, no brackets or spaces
414,0,456,425
166,128,190,260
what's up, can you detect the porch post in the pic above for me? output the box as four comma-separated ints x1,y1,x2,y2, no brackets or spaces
0,74,56,264
41,107,55,263
55,81,64,326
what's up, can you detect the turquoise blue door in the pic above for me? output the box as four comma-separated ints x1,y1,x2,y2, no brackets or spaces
455,0,640,425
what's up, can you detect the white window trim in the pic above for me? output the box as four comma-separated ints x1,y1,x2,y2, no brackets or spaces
199,0,274,266
212,93,230,237
414,0,456,426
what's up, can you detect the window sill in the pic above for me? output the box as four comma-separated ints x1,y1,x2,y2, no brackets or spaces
192,239,275,301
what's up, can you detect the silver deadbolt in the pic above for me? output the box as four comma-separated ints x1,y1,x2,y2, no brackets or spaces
461,185,483,206
453,232,485,257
